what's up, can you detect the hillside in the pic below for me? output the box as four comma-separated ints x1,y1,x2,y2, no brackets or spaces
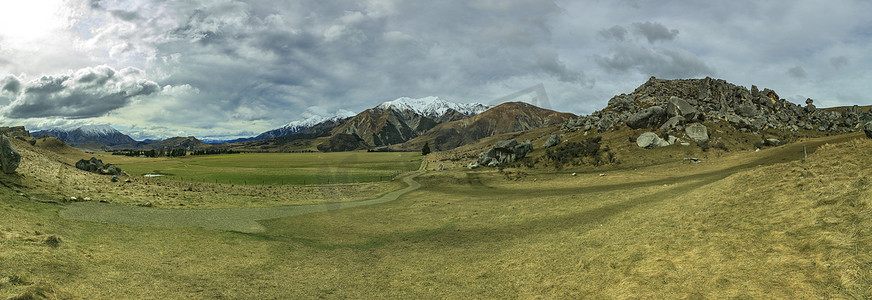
397,101,576,151
140,136,211,151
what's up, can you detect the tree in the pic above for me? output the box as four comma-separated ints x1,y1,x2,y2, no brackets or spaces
421,142,431,156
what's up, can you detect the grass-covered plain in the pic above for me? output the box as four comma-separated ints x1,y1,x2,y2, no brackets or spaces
110,151,422,185
2,133,871,298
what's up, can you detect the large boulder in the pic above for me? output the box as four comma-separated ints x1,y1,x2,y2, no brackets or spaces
864,121,872,138
659,115,686,132
75,157,123,175
685,123,709,144
475,139,533,167
0,136,21,174
735,102,758,118
666,97,699,121
636,132,670,149
543,134,561,148
626,106,667,129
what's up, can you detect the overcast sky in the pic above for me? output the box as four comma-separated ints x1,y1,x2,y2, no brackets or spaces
0,0,870,140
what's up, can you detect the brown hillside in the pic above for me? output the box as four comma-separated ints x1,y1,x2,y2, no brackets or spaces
397,102,576,151
142,136,211,150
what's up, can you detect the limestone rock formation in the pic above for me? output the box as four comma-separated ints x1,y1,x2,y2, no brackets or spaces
0,136,21,174
471,139,533,168
75,157,123,175
543,134,561,148
864,121,872,138
636,132,670,149
685,124,709,144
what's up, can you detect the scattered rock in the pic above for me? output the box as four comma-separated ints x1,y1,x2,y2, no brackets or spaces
0,135,21,174
764,138,781,147
474,139,534,167
543,134,561,148
685,124,709,144
571,172,577,176
636,132,670,149
75,157,123,175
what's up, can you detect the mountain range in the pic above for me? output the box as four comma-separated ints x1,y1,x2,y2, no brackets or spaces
32,125,140,150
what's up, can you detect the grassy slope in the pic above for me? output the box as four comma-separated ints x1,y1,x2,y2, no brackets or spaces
2,133,871,298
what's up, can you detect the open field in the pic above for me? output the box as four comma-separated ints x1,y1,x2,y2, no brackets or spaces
107,151,422,185
2,133,871,298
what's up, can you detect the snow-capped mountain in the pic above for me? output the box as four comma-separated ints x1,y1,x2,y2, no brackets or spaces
253,110,356,140
32,124,138,147
376,96,490,120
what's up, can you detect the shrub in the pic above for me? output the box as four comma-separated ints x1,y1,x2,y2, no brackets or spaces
545,136,609,168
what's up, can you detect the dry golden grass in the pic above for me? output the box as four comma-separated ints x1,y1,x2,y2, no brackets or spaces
1,132,871,298
1,138,405,209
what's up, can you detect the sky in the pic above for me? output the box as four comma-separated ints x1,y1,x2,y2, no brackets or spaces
0,0,870,140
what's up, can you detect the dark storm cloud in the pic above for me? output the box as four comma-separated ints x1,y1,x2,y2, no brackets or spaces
144,0,587,124
598,25,629,41
3,66,160,119
1,75,21,95
830,56,848,69
630,21,679,43
595,43,713,78
787,66,808,79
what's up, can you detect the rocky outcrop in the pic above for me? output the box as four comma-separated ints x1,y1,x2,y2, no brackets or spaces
636,132,670,149
543,134,561,148
469,139,533,168
0,136,21,174
75,157,123,175
563,77,870,148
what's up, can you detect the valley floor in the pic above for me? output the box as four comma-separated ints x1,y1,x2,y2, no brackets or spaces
1,133,871,298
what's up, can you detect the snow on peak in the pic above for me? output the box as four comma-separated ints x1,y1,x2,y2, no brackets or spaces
280,109,356,131
376,96,490,118
76,124,120,136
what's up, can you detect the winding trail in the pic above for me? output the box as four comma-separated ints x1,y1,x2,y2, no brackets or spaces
60,171,424,233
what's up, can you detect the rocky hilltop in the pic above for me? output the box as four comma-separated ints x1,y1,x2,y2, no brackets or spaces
565,77,871,140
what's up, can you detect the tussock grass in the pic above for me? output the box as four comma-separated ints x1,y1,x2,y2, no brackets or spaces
1,133,871,298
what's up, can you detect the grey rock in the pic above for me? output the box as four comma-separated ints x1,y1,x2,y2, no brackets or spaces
735,102,758,118
764,138,781,146
626,106,666,129
0,136,21,174
659,116,686,132
864,121,872,138
76,157,123,175
636,132,670,149
666,97,699,121
606,94,636,112
543,134,561,148
685,123,709,144
474,139,534,167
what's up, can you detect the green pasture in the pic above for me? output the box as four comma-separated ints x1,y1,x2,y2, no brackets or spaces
114,151,422,185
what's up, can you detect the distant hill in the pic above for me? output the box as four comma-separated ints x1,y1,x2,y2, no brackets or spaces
32,125,139,149
396,102,576,151
140,136,211,151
